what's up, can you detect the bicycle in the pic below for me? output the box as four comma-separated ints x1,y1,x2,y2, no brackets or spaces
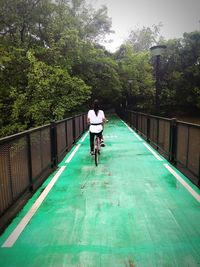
90,120,108,166
94,134,101,166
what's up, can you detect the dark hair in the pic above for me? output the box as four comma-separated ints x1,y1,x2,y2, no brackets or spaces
93,99,99,116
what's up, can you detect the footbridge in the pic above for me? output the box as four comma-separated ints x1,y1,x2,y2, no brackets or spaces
0,114,200,266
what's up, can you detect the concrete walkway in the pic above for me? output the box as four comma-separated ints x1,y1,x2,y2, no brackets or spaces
0,115,200,267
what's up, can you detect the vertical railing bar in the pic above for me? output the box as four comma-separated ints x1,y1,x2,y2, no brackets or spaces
50,122,57,167
198,154,200,188
79,115,81,137
169,118,173,162
65,120,68,151
27,133,33,191
136,112,138,132
147,114,150,143
73,116,76,143
170,119,177,164
156,118,159,150
54,123,58,166
186,126,190,168
82,114,84,134
40,129,43,170
8,143,14,202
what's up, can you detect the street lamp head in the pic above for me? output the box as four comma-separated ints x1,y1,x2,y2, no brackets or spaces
150,45,167,56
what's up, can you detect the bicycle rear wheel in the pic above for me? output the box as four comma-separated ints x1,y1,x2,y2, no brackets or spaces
95,148,98,166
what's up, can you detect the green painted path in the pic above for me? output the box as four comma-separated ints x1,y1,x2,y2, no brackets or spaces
0,115,200,267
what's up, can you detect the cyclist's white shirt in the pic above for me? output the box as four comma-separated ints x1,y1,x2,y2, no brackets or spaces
87,110,105,133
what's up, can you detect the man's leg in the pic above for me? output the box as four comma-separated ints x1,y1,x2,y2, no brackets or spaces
100,131,105,147
97,131,105,147
90,132,95,153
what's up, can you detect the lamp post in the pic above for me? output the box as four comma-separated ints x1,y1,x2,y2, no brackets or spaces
150,45,166,114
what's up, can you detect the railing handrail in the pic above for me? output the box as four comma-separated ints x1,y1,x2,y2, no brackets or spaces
128,109,174,122
176,120,200,128
0,113,88,144
0,124,51,144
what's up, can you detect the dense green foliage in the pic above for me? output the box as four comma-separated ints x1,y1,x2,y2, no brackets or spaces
126,25,200,115
0,0,200,137
0,0,113,136
160,32,200,113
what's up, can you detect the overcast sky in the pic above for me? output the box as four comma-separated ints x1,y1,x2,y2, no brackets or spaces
87,0,200,52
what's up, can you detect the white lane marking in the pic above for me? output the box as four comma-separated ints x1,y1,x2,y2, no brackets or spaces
80,131,89,143
164,164,200,202
2,166,66,248
104,135,118,138
65,144,81,163
133,132,142,141
121,121,132,131
143,143,163,161
121,120,142,141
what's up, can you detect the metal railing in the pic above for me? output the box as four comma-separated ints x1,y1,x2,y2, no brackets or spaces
0,114,88,232
117,108,200,188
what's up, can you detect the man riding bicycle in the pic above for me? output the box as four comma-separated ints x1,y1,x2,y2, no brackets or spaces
87,99,106,155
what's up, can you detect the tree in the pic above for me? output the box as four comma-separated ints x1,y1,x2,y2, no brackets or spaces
72,43,122,108
126,24,163,52
0,0,55,47
160,32,200,113
0,46,30,135
11,51,91,128
115,44,154,111
0,0,113,136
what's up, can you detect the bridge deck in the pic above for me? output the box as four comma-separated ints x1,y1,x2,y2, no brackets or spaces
0,115,200,267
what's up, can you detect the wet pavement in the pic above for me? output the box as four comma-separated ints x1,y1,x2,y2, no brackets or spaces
0,115,200,266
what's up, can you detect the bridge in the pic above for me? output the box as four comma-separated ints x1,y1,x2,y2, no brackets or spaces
0,114,200,266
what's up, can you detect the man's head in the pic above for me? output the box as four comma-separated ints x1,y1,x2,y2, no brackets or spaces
93,99,100,115
93,99,99,110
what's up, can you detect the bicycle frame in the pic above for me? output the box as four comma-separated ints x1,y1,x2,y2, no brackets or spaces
94,135,101,166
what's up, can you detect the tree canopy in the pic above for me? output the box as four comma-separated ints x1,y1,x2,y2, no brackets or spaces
0,0,200,137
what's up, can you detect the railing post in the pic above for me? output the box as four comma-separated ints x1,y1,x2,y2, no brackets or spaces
129,110,131,125
129,111,132,127
120,108,123,119
65,120,68,151
73,116,76,143
82,114,85,133
50,122,58,167
169,118,177,164
121,107,124,119
136,112,138,132
7,144,13,202
156,118,159,150
124,109,127,122
198,154,200,188
147,114,150,143
27,133,33,191
126,110,129,123
123,108,126,120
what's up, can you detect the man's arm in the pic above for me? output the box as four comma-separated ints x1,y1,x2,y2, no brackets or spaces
87,110,90,124
102,111,107,124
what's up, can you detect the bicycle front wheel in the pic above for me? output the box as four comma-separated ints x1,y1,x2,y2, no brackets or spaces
95,148,98,166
